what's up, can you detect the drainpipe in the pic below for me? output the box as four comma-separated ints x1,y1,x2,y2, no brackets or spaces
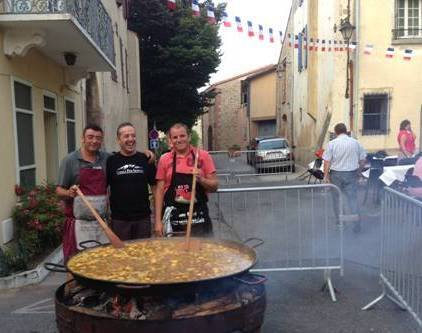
353,0,360,136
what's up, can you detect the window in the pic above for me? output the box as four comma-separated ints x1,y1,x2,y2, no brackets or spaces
362,94,389,135
395,0,422,38
13,80,36,188
65,99,76,153
44,93,59,183
298,33,303,72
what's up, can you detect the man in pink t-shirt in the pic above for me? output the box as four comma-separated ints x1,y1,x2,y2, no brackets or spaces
155,123,218,237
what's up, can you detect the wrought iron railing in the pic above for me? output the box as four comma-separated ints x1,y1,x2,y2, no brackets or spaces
392,28,422,39
0,0,115,65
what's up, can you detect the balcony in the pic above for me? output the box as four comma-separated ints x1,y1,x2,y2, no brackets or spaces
0,0,115,73
392,28,422,44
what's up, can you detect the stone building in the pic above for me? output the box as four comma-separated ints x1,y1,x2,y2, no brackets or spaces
202,65,277,151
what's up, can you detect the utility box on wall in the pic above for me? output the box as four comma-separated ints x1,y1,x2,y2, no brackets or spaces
1,218,13,245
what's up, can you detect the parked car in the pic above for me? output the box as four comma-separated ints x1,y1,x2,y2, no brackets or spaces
248,137,295,173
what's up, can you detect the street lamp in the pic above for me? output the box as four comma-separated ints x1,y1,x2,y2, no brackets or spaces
339,17,355,99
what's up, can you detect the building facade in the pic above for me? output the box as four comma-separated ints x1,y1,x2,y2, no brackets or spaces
278,0,422,163
0,0,147,244
202,65,277,151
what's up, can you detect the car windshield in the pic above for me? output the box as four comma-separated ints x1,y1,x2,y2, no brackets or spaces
258,140,288,150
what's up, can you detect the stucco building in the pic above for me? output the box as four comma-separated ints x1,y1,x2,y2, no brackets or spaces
202,65,277,151
277,0,422,163
0,0,147,244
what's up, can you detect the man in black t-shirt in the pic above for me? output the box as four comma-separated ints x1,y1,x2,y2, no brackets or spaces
106,122,157,240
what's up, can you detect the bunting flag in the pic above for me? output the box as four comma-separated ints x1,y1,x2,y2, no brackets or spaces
315,39,319,51
309,38,314,51
403,49,414,61
222,11,231,27
269,28,274,43
364,44,374,54
247,21,254,37
321,39,326,51
328,40,332,52
258,25,264,40
288,33,292,47
294,35,299,48
279,31,283,43
339,41,344,52
235,16,243,32
385,47,395,58
167,0,176,10
207,5,216,24
333,40,338,51
191,0,200,17
349,41,357,51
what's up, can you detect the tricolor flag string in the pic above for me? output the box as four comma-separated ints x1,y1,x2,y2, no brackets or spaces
191,0,200,17
207,5,216,24
403,49,413,61
235,16,243,32
385,47,395,58
247,21,255,37
258,25,264,41
269,28,274,43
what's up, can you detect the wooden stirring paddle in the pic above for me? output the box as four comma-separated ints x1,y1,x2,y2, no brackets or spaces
74,186,125,248
183,147,201,251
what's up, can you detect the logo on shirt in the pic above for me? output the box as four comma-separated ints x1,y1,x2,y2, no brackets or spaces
116,164,144,175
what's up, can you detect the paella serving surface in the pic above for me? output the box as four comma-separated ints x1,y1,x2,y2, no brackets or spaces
67,238,254,284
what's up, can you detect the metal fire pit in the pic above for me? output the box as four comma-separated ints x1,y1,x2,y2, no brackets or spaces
55,275,266,333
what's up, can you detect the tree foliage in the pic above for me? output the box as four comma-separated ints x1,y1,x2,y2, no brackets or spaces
129,0,224,131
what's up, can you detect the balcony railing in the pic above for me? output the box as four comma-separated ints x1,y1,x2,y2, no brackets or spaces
0,0,115,65
392,28,422,39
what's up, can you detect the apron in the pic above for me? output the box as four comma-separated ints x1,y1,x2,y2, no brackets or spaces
63,167,108,261
163,152,213,237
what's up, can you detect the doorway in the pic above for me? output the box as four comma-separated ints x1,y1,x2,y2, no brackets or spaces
43,95,59,183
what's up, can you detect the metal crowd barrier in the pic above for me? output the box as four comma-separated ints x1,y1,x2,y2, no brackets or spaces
363,187,422,329
209,150,295,184
208,184,344,302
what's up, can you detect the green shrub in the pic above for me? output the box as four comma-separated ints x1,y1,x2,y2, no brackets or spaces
0,184,64,276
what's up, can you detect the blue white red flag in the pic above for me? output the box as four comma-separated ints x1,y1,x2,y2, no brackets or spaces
269,28,274,43
288,33,292,47
385,47,395,58
294,35,299,48
247,21,254,37
222,11,231,27
403,49,413,60
235,16,243,32
328,40,332,51
348,41,357,51
167,0,176,10
315,39,319,51
258,25,264,40
308,38,314,51
207,5,216,24
192,0,200,17
364,44,373,55
321,39,326,51
279,31,283,43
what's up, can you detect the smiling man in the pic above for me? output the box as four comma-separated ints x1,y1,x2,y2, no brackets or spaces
106,122,157,240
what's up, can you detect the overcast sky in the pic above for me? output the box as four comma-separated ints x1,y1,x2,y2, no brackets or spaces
209,0,292,84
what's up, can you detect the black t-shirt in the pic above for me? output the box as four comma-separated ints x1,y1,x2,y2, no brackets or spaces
106,152,156,220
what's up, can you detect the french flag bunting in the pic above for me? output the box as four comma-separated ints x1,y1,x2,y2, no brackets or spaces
385,47,395,58
207,5,216,24
349,41,357,51
235,16,243,32
192,0,200,17
403,49,414,61
364,44,374,55
167,0,176,10
294,35,299,48
309,38,314,51
315,39,319,51
247,21,254,37
258,25,264,40
279,31,283,43
321,39,326,51
269,28,274,43
328,40,332,52
334,40,338,51
222,11,231,27
288,33,292,47
339,41,344,52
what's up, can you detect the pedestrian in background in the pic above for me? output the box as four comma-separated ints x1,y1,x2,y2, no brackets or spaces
323,123,367,232
398,119,416,159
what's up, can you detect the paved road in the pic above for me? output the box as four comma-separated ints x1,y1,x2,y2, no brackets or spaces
0,175,420,332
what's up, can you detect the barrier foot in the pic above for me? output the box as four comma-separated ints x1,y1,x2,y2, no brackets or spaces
362,283,406,311
321,270,337,302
